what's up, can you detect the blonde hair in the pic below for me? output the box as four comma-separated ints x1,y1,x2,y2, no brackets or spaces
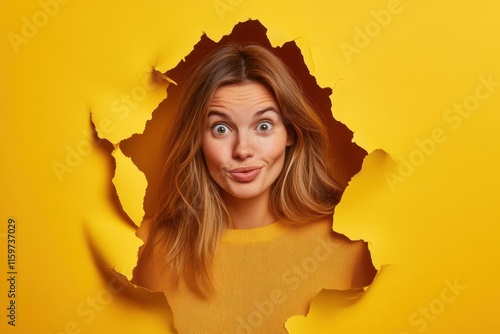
149,43,342,297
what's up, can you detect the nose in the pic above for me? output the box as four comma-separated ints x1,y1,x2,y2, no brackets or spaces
232,131,254,160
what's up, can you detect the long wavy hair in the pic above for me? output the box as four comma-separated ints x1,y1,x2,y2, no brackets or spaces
147,43,343,297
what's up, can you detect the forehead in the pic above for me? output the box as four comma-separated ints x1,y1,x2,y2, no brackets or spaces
209,82,277,109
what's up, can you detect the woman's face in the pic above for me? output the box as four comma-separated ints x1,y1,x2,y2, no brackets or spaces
202,82,292,204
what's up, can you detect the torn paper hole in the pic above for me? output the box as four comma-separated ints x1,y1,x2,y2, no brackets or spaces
121,20,368,219
97,19,379,333
111,144,148,227
90,67,172,144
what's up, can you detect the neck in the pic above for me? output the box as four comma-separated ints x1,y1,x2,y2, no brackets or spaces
223,191,277,229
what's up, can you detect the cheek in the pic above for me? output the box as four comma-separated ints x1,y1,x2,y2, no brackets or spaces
202,138,223,172
265,135,289,160
262,139,289,173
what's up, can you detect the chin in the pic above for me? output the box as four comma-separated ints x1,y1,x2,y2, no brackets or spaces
222,187,267,201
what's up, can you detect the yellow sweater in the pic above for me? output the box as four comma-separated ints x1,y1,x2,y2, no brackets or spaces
134,218,376,333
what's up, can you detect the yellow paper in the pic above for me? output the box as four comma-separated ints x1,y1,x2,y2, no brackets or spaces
1,0,499,333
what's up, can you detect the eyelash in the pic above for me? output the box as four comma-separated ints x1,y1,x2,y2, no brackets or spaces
256,120,273,132
212,123,231,134
210,120,273,135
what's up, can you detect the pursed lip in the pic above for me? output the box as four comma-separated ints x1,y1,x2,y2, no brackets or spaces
227,166,263,182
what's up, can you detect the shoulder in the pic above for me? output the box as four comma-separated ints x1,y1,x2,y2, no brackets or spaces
291,216,377,289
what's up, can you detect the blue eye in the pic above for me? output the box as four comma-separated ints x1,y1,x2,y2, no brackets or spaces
257,121,273,132
212,124,230,134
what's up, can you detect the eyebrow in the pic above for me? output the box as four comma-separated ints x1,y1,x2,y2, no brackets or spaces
207,107,279,120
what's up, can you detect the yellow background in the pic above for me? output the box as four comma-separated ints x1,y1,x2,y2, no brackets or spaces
1,0,499,333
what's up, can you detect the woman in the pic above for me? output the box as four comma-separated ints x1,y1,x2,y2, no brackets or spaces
133,43,376,333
